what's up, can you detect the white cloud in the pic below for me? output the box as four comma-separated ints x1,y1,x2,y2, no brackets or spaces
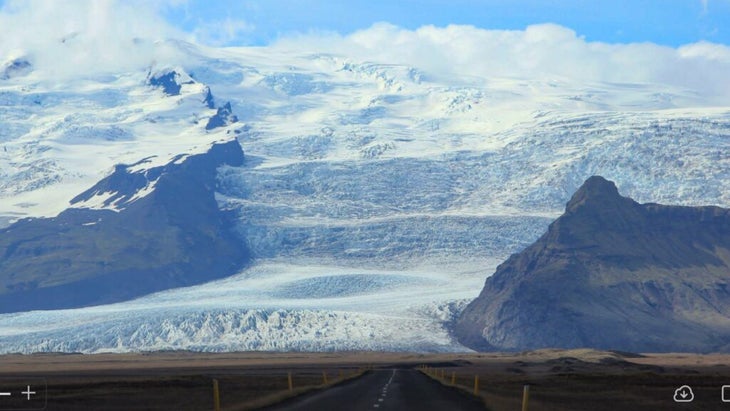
274,22,730,98
193,17,255,46
0,0,191,78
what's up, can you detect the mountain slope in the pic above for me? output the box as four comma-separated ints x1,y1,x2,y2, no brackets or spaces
0,38,729,353
0,139,248,313
455,176,730,352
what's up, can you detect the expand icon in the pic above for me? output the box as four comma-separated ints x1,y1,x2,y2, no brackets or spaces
673,385,694,403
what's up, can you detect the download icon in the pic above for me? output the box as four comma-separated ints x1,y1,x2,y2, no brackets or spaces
673,385,694,403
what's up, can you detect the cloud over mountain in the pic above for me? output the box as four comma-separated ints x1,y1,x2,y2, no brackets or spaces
0,0,188,77
275,23,730,100
1,1,728,101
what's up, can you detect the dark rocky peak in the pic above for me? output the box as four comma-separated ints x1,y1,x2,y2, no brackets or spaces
147,69,194,96
2,58,32,80
565,176,635,214
202,86,215,109
69,159,163,210
69,140,244,211
206,101,239,130
553,176,642,238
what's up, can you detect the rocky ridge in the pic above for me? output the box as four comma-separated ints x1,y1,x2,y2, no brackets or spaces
455,176,730,353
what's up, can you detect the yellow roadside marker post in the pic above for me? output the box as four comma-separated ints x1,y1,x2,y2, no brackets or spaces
212,379,220,411
522,385,530,411
474,375,479,395
288,372,293,392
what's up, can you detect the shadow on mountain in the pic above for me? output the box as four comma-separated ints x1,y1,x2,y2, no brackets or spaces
0,140,249,313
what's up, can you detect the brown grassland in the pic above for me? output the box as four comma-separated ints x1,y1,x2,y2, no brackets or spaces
1,350,730,410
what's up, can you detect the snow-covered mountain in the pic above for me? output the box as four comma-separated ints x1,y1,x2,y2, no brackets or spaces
1,37,729,353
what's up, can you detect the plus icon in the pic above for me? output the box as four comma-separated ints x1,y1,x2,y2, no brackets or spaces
21,385,36,400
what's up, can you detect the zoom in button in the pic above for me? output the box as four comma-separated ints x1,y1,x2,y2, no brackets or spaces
0,378,46,410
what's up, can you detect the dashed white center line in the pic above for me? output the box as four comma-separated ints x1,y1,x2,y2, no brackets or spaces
373,369,397,408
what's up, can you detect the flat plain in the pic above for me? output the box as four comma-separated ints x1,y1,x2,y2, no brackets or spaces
1,350,729,410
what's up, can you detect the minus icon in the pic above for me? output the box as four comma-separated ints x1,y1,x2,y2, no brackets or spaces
0,392,11,396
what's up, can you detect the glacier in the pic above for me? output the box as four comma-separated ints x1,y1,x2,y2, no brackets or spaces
1,39,729,353
0,262,498,353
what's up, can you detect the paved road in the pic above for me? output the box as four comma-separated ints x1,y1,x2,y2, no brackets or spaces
262,369,486,411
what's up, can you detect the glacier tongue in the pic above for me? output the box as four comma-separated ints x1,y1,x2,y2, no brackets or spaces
0,309,467,353
0,262,492,353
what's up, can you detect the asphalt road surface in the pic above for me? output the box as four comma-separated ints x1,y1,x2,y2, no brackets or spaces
263,369,486,411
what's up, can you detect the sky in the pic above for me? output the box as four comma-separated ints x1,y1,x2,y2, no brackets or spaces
159,0,730,47
0,0,728,47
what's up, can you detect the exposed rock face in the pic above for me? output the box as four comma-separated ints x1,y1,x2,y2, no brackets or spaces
202,86,215,109
147,70,194,96
0,140,249,313
206,102,238,130
455,176,730,353
1,58,32,80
